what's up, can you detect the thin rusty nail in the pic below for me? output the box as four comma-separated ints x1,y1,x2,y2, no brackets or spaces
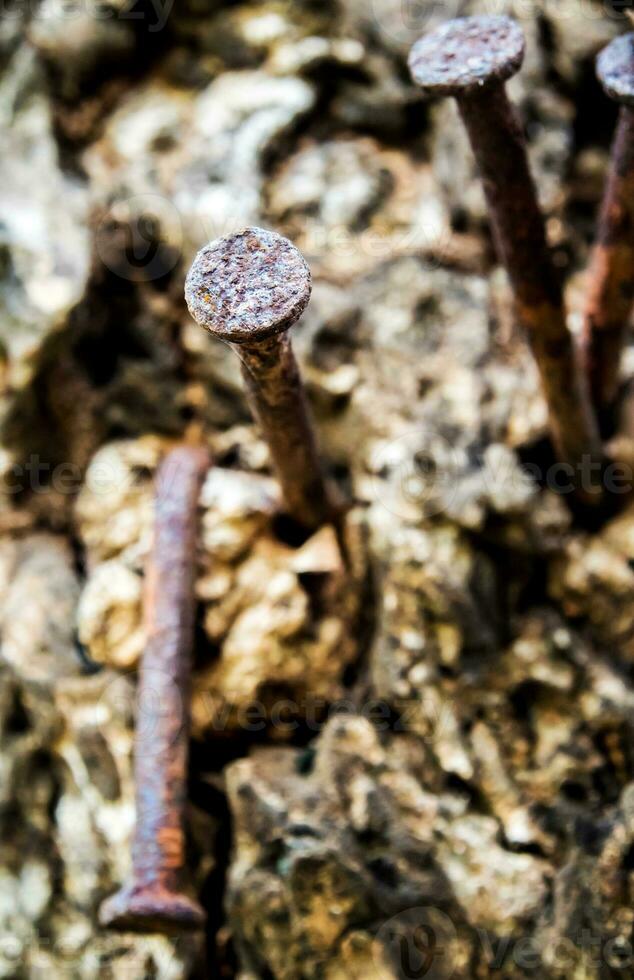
185,227,340,531
583,32,634,414
99,444,210,935
409,16,604,506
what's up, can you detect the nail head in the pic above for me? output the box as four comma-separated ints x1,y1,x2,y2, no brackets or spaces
597,33,634,106
185,227,312,344
408,16,525,97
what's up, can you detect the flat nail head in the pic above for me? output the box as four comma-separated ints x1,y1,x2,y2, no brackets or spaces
99,883,206,934
408,15,525,97
185,227,312,344
597,33,634,106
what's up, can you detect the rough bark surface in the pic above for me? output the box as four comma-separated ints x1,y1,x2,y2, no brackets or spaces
2,1,634,978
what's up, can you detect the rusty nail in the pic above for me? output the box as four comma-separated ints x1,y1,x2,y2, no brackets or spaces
185,227,340,531
409,16,604,506
99,443,210,934
583,32,634,414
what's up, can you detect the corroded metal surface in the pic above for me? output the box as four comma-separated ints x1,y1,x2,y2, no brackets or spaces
236,332,340,530
597,32,634,107
184,226,312,344
408,16,525,97
186,229,339,531
99,444,210,934
458,87,603,499
583,36,634,411
409,19,603,507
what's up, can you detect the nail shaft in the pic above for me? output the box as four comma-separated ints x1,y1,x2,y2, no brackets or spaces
583,34,634,413
99,444,209,934
235,332,337,530
185,227,340,531
458,86,603,486
409,16,603,506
